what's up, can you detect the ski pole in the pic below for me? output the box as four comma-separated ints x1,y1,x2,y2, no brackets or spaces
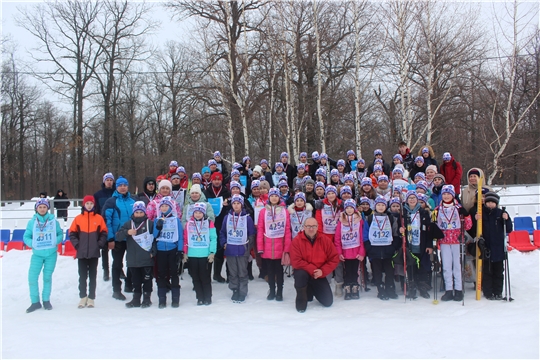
460,216,465,306
502,206,509,301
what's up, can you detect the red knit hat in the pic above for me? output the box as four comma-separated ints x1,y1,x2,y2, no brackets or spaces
83,195,95,204
211,172,223,181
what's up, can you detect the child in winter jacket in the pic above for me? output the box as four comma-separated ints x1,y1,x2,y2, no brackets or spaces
288,192,314,240
183,202,218,305
334,199,368,300
220,195,256,303
153,196,184,308
116,201,157,308
257,188,292,301
23,198,64,313
315,185,344,296
70,195,108,308
434,185,472,302
477,192,513,300
364,196,401,300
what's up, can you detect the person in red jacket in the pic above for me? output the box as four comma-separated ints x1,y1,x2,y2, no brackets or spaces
440,152,463,199
290,217,339,313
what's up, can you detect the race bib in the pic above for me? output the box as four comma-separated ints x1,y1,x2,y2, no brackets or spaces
290,210,312,239
158,217,178,243
226,214,248,245
341,220,361,249
32,220,56,250
369,215,393,246
254,205,264,225
187,219,210,248
265,207,286,238
208,197,223,217
410,214,421,246
437,206,461,230
132,229,153,251
322,205,340,234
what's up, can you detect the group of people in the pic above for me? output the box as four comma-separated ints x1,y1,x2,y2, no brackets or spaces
23,142,513,313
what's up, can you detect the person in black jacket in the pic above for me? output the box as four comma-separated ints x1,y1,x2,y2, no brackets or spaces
364,196,401,300
477,192,512,300
367,149,391,177
93,172,116,281
116,201,157,308
137,177,156,205
400,191,444,299
271,152,296,188
409,156,428,180
54,189,70,221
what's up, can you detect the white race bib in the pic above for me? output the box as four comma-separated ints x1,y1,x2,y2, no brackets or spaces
290,209,312,239
32,220,56,250
264,207,286,238
410,213,421,246
369,215,393,246
437,206,461,230
132,227,153,252
341,220,361,249
187,219,210,248
322,204,340,234
226,214,248,245
158,217,178,243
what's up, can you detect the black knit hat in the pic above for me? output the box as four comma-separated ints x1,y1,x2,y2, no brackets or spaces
484,192,500,205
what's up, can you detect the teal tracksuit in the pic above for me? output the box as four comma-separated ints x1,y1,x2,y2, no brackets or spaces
23,212,63,303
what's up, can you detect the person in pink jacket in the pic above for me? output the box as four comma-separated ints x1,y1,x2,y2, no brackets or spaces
257,188,292,301
146,180,182,221
334,199,368,300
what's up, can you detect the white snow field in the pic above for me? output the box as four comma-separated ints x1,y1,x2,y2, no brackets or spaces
1,249,538,359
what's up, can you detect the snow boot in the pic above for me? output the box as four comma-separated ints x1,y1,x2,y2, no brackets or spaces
386,285,399,300
453,290,463,302
236,294,246,303
267,286,276,301
276,286,283,302
231,290,239,302
171,288,180,308
112,291,126,301
87,298,95,308
158,288,167,309
406,284,418,300
441,290,454,301
295,286,308,313
78,297,88,309
26,302,42,313
377,286,389,301
351,285,360,300
335,282,344,297
43,301,53,310
126,293,141,308
344,285,352,300
141,292,152,308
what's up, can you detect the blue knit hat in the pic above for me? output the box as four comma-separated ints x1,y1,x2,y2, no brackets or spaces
192,172,202,181
393,154,403,162
251,180,260,189
417,193,429,205
243,156,250,163
377,175,389,183
361,177,372,187
415,156,425,164
294,192,306,203
233,162,242,170
214,151,221,158
278,180,288,188
160,196,175,211
315,181,326,190
230,181,241,191
347,150,355,157
176,166,186,174
359,196,371,205
275,162,284,170
231,169,240,177
374,196,387,207
278,175,288,182
389,197,401,207
116,176,128,187
260,159,268,165
406,191,418,201
311,151,320,160
132,201,146,214
201,166,211,174
320,153,328,160
441,185,455,198
414,172,426,181
103,172,115,183
344,199,356,210
269,188,280,198
392,167,404,175
373,165,383,172
357,158,365,165
330,169,339,177
300,152,307,158
337,159,345,167
422,147,430,154
208,159,217,167
193,202,207,215
297,163,306,170
280,152,289,159
169,161,178,167
343,174,354,182
374,149,383,156
340,186,352,196
315,168,326,178
374,158,383,165
416,181,428,192
443,152,451,161
231,194,244,206
35,198,50,210
325,185,338,196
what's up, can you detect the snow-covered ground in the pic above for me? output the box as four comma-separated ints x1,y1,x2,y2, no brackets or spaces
1,250,539,359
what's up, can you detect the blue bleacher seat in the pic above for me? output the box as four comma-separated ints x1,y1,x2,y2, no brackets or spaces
11,229,25,242
514,216,535,235
1,229,10,243
536,216,540,231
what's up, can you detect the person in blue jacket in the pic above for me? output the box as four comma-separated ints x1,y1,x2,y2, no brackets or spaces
23,198,64,313
219,195,256,303
153,196,184,309
102,176,137,301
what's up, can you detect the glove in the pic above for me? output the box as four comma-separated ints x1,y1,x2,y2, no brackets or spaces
208,253,215,263
281,252,290,266
339,254,345,262
183,253,189,263
458,207,469,217
156,219,164,230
